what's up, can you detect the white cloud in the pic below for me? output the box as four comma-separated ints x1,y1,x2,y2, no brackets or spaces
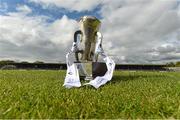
0,9,77,62
16,5,32,14
178,2,180,17
0,0,180,63
154,44,177,54
100,0,180,63
29,0,102,12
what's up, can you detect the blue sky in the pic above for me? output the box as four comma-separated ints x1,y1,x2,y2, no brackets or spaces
0,0,102,22
0,0,180,63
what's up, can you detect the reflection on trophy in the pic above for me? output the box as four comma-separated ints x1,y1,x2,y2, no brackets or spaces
77,16,101,61
64,16,115,88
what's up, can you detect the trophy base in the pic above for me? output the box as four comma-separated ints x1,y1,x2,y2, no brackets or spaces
75,62,107,80
85,76,93,81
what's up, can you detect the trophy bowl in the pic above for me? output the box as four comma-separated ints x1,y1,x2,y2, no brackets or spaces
73,16,106,80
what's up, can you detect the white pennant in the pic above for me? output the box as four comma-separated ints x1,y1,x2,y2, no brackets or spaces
63,34,115,89
63,63,81,88
63,51,81,88
64,55,115,89
84,57,115,88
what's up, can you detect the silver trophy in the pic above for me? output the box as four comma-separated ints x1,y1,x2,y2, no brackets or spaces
74,16,107,80
65,16,114,83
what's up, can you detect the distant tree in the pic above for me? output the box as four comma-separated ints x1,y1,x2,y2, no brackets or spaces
166,62,175,67
33,61,44,64
21,61,29,63
176,61,180,67
0,60,15,64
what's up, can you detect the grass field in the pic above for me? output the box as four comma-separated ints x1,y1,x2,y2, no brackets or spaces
0,70,179,119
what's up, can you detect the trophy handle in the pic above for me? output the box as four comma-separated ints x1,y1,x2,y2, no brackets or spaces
74,30,82,42
74,30,83,62
94,32,103,62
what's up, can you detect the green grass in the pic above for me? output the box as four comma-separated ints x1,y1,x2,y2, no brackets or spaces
0,70,179,119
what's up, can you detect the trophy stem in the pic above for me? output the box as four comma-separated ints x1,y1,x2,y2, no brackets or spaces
84,62,93,81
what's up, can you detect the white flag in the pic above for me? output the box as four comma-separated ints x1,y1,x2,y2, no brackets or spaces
84,57,115,88
63,63,81,88
64,35,115,89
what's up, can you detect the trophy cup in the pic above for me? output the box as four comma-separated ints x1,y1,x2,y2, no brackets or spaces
74,16,107,80
64,16,115,88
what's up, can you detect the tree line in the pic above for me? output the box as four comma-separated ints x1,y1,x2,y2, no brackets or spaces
0,60,180,67
0,60,44,64
166,61,180,67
